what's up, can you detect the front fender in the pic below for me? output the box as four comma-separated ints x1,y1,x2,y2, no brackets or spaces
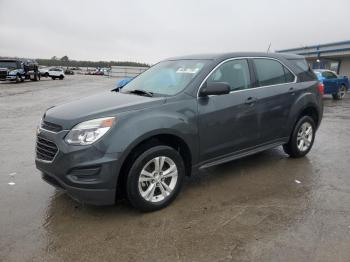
96,99,199,171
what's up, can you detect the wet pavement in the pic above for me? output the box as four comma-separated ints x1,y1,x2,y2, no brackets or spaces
0,75,350,262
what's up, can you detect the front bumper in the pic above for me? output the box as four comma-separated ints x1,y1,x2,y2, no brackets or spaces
35,128,121,205
6,75,17,80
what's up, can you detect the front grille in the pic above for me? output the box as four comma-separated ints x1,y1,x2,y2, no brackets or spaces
41,121,63,132
0,70,7,79
36,136,58,162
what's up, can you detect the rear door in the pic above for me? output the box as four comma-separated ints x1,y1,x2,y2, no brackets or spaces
198,58,260,162
252,58,297,144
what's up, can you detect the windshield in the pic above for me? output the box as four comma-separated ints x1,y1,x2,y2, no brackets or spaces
0,61,18,69
121,60,208,96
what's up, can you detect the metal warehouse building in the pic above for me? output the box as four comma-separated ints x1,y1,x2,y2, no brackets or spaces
277,40,350,77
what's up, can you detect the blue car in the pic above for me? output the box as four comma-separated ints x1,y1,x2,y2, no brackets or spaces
115,77,134,89
314,69,349,100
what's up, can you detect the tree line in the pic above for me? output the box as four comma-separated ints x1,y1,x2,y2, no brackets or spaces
36,56,150,68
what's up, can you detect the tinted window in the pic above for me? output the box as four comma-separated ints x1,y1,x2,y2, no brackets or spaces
254,59,293,86
322,71,337,79
207,59,251,91
288,58,316,82
284,67,295,82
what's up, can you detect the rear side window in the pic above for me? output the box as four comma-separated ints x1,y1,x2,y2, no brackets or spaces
322,71,337,79
207,59,251,91
253,58,295,86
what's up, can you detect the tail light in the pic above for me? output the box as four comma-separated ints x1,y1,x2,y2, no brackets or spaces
318,82,324,95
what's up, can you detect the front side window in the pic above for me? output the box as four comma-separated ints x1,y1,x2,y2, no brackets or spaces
121,60,208,96
207,59,251,92
254,58,294,86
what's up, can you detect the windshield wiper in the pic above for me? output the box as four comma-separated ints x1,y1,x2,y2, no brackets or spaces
126,89,153,97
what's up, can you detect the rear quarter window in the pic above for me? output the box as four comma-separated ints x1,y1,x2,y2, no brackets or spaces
288,58,316,82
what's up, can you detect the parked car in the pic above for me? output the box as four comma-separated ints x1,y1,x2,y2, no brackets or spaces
64,69,74,75
0,58,40,83
36,52,323,212
314,69,349,100
39,67,50,77
93,70,104,76
100,67,111,76
48,68,65,80
115,77,134,89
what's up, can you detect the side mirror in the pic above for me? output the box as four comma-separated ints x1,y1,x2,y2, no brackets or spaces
199,82,231,97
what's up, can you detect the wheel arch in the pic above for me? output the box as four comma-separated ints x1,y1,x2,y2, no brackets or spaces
115,131,193,198
289,103,320,137
287,92,321,137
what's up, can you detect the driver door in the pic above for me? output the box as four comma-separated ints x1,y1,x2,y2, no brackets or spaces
197,59,260,162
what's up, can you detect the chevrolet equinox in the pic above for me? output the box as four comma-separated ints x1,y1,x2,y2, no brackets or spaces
35,52,323,211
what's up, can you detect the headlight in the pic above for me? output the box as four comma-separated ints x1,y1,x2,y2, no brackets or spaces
9,70,17,75
65,117,116,145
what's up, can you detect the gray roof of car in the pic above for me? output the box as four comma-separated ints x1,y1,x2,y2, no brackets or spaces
165,52,303,61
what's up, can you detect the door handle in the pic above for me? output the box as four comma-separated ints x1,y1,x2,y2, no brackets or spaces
245,97,257,105
288,87,295,95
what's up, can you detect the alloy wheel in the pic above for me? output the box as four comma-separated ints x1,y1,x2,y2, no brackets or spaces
339,86,346,99
138,156,178,203
297,122,313,152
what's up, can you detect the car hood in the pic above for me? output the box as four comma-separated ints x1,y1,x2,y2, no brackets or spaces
44,91,165,129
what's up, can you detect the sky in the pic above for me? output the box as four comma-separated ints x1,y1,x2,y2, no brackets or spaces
1,0,350,64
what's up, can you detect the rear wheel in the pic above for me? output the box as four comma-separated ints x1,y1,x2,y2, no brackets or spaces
52,77,56,80
59,75,64,80
34,72,40,81
332,85,347,100
15,74,21,83
283,116,315,158
126,145,185,212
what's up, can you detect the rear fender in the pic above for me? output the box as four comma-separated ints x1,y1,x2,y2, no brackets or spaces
286,92,320,136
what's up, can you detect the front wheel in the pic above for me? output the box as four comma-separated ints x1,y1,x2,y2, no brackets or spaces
59,75,64,80
15,74,21,83
283,116,316,158
332,85,347,100
34,72,40,81
126,145,185,212
52,77,56,80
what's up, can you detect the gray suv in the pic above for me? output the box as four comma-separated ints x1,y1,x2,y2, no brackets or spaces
35,52,323,211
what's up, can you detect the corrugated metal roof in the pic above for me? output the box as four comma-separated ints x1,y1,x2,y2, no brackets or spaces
277,40,350,58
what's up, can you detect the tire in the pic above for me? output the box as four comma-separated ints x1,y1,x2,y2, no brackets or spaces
44,72,49,77
283,116,316,158
332,85,347,100
59,75,64,80
126,145,185,212
34,72,40,81
52,77,56,80
15,74,21,83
